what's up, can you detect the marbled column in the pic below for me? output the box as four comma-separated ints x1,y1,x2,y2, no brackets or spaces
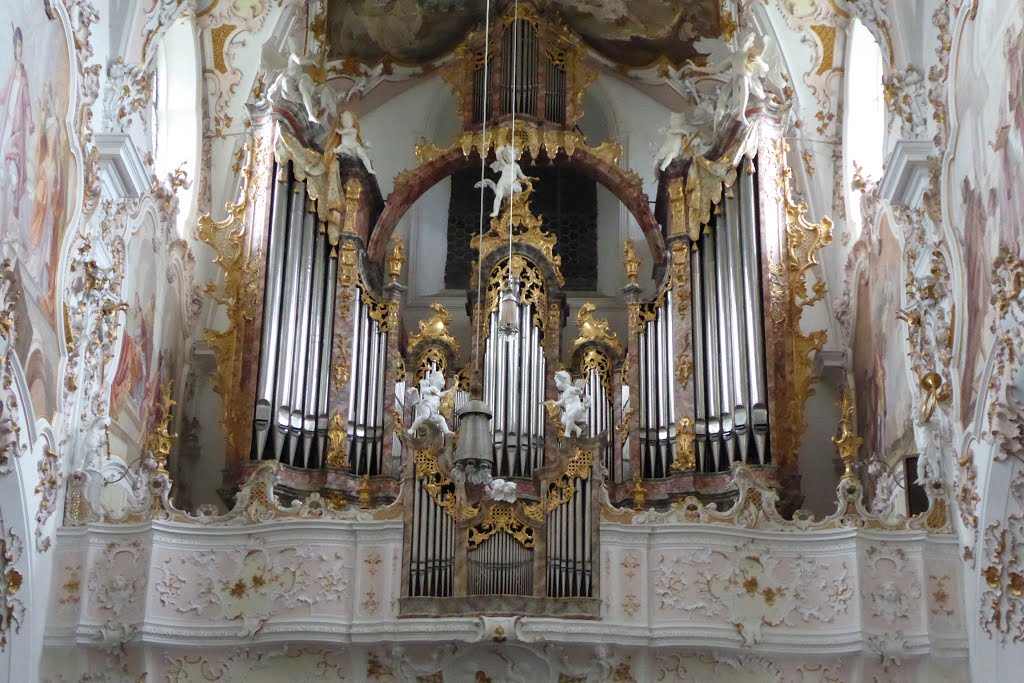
623,284,642,483
667,235,695,471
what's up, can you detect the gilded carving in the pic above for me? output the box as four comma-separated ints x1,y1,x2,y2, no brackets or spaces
409,303,459,356
0,525,23,651
199,136,263,459
471,188,565,287
467,503,535,550
572,303,622,357
326,414,349,469
671,417,695,472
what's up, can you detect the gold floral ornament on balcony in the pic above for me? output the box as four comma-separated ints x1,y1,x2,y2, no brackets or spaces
832,390,863,483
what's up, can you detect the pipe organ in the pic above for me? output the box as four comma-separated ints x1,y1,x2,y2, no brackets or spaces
210,0,830,622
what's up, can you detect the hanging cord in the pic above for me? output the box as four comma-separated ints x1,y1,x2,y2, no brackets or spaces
507,0,519,280
474,0,493,378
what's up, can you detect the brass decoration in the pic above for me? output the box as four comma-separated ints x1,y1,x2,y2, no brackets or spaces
326,414,349,469
408,303,459,356
147,381,176,477
572,303,622,357
832,391,863,482
199,135,263,458
919,371,944,423
622,240,641,285
471,187,565,287
387,237,405,284
357,474,372,508
467,503,535,550
671,416,695,472
773,170,833,467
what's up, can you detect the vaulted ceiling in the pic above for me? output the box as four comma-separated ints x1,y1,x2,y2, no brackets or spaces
326,0,722,67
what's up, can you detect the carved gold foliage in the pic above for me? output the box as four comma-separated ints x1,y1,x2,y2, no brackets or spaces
572,303,622,357
387,237,405,284
326,414,349,469
468,503,535,550
472,187,565,287
980,518,1024,643
413,449,458,519
684,154,739,242
671,417,695,472
361,290,398,333
622,240,641,286
524,447,594,521
275,127,344,242
483,256,548,334
199,136,263,458
579,348,612,395
773,173,833,467
409,303,459,356
0,525,24,651
145,381,176,478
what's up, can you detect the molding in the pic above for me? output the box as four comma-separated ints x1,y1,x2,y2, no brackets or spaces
879,140,934,207
94,133,150,199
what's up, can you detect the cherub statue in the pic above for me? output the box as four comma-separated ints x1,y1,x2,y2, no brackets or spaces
653,112,689,173
485,477,517,503
552,370,591,439
474,144,528,217
334,111,376,175
406,368,456,438
268,53,320,123
689,29,779,127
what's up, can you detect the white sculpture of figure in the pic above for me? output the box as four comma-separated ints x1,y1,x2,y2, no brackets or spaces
406,368,456,438
268,53,320,123
474,144,528,217
486,477,517,503
689,30,773,127
868,458,898,518
553,369,591,439
333,111,376,175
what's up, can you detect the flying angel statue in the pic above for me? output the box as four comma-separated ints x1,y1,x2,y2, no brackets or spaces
688,29,786,127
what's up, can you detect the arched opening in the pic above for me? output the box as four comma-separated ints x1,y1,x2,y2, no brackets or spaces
153,17,200,237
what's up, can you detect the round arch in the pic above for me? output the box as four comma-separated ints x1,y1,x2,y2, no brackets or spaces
366,145,666,270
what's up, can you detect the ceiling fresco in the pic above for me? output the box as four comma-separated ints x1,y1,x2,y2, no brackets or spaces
326,0,723,67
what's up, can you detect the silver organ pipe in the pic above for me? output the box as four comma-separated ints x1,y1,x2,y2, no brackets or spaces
469,533,533,596
254,164,290,458
638,294,675,478
408,475,455,597
347,291,388,475
500,18,538,116
546,476,592,598
689,162,770,470
252,164,338,467
484,302,545,478
583,367,613,479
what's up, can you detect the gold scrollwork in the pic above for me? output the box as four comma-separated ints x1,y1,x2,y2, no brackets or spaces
408,303,459,355
326,414,349,469
146,381,176,477
671,416,696,472
199,135,263,458
471,188,565,287
415,347,448,382
579,348,612,395
467,503,535,550
572,303,622,357
483,256,548,334
413,449,458,519
832,390,863,482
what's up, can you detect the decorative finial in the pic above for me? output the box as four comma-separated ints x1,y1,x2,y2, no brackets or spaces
832,389,863,482
632,476,647,509
149,380,177,477
387,237,405,284
622,240,641,286
358,474,372,508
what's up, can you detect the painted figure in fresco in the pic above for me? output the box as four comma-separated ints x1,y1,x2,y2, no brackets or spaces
333,111,376,175
0,27,33,226
406,368,456,438
552,370,591,439
475,145,528,218
28,83,65,304
110,293,155,418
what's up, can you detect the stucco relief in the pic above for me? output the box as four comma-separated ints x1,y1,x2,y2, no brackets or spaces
654,652,846,683
154,540,352,637
863,544,922,627
85,539,148,648
163,647,350,682
653,542,853,645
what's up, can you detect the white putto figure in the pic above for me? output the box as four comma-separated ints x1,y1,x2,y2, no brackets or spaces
268,53,320,123
553,370,591,439
486,477,517,503
474,144,528,217
689,30,773,127
334,111,376,175
406,368,456,438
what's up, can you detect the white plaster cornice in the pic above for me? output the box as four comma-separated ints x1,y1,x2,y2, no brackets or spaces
94,133,151,199
879,140,934,208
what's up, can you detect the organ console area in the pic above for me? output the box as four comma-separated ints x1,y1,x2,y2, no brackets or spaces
212,2,832,618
